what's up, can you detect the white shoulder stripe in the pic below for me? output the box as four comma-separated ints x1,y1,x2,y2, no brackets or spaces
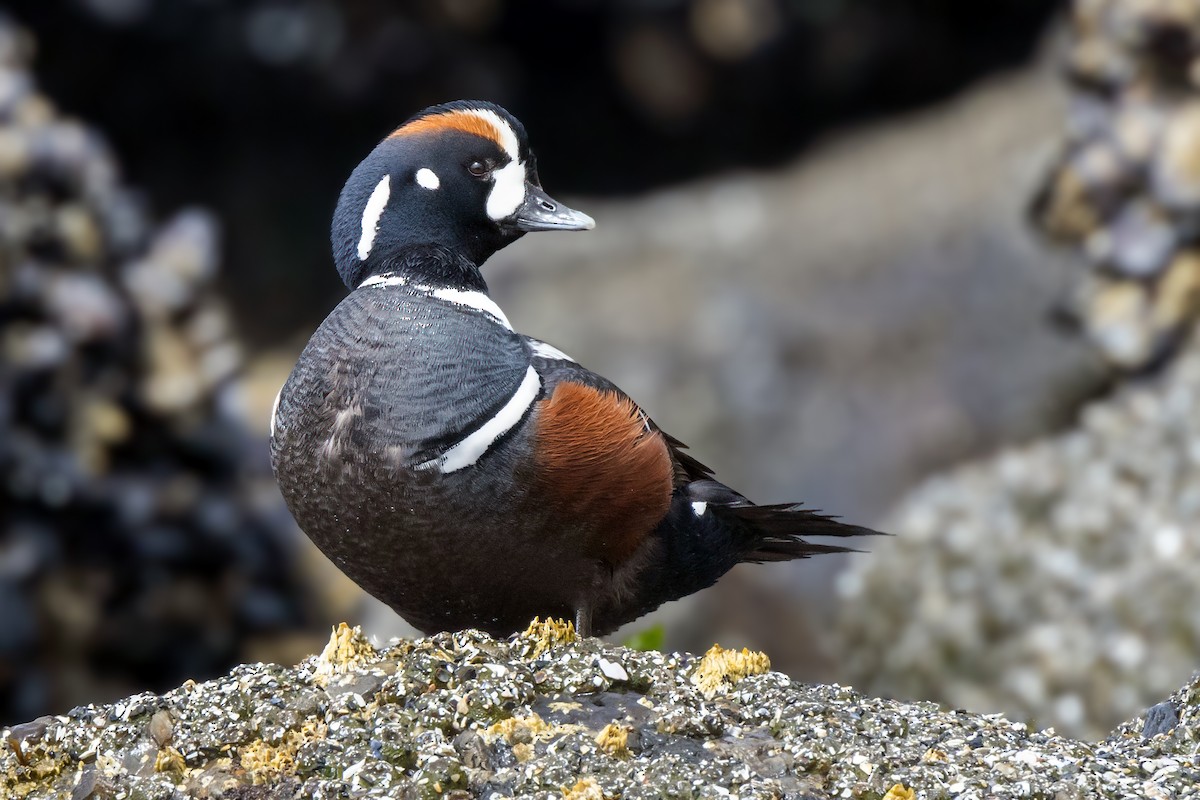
529,340,575,362
431,287,512,330
357,175,390,260
422,365,541,473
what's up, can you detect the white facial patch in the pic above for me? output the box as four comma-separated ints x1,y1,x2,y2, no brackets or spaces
529,339,575,362
421,365,541,473
487,159,526,221
691,501,708,517
357,175,391,260
415,168,440,190
461,107,528,221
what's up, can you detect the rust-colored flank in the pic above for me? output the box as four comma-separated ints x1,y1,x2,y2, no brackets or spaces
389,110,503,149
534,382,673,564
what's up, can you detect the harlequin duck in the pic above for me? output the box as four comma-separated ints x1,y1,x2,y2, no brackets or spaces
270,100,880,637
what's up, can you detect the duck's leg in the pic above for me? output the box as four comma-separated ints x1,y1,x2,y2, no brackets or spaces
574,604,593,638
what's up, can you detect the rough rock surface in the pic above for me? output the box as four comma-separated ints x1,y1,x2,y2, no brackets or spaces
3,623,1198,800
836,335,1200,740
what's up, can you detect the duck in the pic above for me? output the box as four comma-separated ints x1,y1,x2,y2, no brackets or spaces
270,100,880,638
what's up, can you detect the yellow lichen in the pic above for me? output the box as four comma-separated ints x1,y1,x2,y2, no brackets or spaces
562,777,605,800
882,784,915,800
3,739,66,798
484,713,554,744
520,617,577,656
153,745,185,776
313,623,375,685
4,754,65,800
691,644,771,698
921,747,948,763
483,712,590,762
239,739,294,784
237,720,327,785
593,723,631,758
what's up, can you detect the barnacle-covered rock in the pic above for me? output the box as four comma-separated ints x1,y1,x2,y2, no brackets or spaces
0,14,317,722
3,631,1198,799
1035,0,1200,368
835,340,1200,739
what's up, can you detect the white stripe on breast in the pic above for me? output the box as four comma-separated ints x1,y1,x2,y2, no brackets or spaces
421,365,541,473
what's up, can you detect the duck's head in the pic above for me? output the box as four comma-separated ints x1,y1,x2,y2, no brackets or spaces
331,100,594,289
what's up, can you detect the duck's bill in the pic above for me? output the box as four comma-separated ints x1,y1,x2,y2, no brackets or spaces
511,185,595,232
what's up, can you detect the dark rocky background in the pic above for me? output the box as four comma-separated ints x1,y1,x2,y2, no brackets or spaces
9,0,1057,342
1,0,1127,730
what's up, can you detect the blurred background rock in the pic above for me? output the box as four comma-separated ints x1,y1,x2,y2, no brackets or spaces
838,0,1200,740
0,15,322,724
1033,0,1200,369
7,0,1188,739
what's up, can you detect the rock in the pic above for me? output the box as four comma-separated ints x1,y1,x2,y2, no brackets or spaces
1141,701,1181,741
834,339,1200,739
0,13,320,723
2,625,1198,799
1034,0,1200,368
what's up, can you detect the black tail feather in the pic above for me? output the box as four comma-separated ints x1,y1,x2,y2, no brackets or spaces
722,500,886,563
594,483,885,632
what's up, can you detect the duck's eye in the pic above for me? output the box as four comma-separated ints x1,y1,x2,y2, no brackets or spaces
467,160,492,178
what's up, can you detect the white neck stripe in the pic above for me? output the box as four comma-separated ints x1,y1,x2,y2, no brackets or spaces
420,365,541,473
357,175,390,261
430,287,511,329
358,274,512,330
358,273,407,289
